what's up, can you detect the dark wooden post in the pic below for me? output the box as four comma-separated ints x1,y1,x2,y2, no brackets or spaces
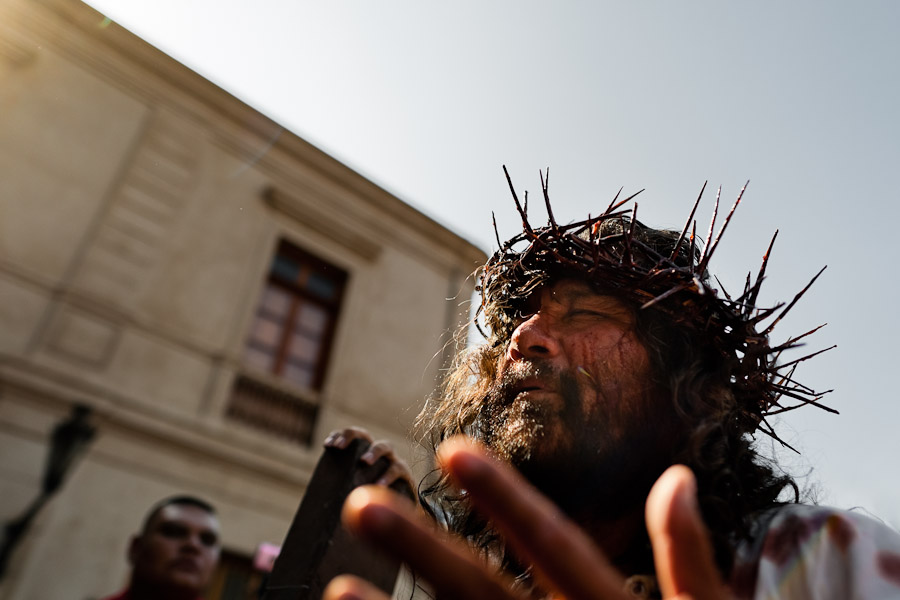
261,439,414,600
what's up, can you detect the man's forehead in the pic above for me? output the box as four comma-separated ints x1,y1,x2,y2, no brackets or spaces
153,504,219,531
538,279,628,306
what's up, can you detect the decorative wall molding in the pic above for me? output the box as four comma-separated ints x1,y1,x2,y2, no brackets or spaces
13,0,485,270
72,110,200,307
263,187,382,261
0,360,319,485
45,305,120,367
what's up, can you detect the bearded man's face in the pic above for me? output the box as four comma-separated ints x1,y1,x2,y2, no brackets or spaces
476,279,680,516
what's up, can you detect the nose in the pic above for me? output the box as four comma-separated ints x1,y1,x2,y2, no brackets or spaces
507,313,561,362
180,533,203,554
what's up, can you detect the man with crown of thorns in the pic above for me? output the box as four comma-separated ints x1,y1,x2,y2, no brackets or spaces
324,170,900,600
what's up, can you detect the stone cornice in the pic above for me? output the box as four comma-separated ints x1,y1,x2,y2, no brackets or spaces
0,358,319,486
263,187,382,261
18,0,487,271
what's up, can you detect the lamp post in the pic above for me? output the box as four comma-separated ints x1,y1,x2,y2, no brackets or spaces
0,404,96,581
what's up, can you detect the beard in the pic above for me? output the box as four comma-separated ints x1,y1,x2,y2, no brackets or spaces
474,360,678,522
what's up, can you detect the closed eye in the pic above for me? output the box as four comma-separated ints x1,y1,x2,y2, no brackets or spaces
569,309,608,318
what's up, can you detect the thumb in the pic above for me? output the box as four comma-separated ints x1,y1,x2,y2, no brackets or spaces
646,465,728,600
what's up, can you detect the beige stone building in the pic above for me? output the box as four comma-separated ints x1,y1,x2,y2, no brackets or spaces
0,0,485,598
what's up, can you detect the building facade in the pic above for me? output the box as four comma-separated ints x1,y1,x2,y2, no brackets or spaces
0,0,485,597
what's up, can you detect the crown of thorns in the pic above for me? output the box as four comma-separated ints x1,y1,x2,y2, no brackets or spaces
476,168,835,449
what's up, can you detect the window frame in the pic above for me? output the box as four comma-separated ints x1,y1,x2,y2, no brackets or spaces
243,239,348,392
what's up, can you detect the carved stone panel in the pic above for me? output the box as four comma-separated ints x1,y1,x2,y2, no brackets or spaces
44,305,119,367
72,110,201,309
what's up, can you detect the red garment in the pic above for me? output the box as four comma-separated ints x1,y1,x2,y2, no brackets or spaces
99,589,203,600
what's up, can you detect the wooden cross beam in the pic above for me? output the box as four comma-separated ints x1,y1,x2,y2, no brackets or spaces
261,439,415,600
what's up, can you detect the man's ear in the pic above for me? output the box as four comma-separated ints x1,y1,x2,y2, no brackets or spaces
127,534,141,566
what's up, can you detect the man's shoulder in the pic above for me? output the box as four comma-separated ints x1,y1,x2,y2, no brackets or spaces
761,504,895,540
731,504,900,600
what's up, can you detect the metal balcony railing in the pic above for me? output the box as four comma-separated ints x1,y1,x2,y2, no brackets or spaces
226,374,318,446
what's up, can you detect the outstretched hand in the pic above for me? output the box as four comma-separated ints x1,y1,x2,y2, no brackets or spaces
324,437,731,600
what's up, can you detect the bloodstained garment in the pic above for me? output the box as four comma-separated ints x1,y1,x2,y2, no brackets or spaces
730,504,900,600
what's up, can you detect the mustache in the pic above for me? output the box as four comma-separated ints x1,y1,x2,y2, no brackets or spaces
489,360,563,405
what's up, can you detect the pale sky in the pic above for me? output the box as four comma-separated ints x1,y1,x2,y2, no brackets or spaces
82,1,900,526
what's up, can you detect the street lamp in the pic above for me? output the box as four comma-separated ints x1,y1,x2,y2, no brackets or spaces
0,404,96,580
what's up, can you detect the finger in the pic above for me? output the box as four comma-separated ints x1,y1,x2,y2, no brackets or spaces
437,438,627,600
342,485,521,600
361,440,395,465
645,465,727,600
325,427,374,449
324,574,392,600
375,461,413,488
324,431,342,447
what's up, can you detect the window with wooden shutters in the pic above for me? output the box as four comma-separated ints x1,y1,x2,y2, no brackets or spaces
227,240,347,445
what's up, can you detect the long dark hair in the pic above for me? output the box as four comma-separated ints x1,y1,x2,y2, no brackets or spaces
414,220,804,580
